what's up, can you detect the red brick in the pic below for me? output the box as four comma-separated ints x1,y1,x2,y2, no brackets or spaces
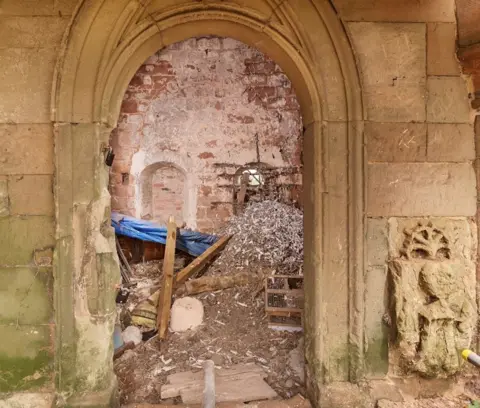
201,186,212,196
246,86,276,104
120,99,138,114
198,152,215,159
245,61,275,75
227,114,254,124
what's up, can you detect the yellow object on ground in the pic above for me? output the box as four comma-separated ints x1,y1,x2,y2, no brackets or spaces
462,349,480,368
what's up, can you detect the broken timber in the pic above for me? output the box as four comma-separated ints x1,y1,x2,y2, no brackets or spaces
176,271,263,296
116,236,133,283
175,235,232,286
157,216,177,339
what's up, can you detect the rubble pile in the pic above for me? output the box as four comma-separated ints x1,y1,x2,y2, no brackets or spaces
210,200,303,275
113,202,306,405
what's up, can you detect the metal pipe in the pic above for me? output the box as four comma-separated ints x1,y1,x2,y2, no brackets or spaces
202,360,216,408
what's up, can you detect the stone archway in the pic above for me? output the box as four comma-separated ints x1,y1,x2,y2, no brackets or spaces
51,1,365,406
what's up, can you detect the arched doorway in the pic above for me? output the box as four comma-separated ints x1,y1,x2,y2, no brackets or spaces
51,1,365,406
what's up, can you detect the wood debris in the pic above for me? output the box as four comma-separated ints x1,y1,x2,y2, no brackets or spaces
175,235,232,285
175,271,264,297
209,201,303,276
157,216,177,339
161,363,278,404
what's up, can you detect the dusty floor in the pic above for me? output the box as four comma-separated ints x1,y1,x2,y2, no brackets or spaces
114,261,304,406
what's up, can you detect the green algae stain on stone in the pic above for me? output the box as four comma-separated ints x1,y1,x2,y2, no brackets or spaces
0,325,53,392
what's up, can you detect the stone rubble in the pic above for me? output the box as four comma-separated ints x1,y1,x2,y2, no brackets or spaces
122,326,143,346
170,297,205,333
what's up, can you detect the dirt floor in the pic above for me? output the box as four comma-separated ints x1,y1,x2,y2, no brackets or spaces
114,261,304,406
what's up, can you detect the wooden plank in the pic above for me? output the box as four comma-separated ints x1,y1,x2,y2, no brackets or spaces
266,275,304,280
265,289,304,295
266,310,302,317
161,365,276,404
165,364,266,385
236,172,249,214
157,216,177,339
125,394,311,408
175,235,232,286
181,373,278,404
265,306,303,313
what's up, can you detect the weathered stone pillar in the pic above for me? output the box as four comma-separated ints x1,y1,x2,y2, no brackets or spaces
54,123,120,407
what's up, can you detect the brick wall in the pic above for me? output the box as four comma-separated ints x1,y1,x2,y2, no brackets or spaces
151,166,186,225
109,36,303,232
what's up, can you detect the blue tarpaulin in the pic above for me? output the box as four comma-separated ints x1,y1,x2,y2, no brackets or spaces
112,212,218,257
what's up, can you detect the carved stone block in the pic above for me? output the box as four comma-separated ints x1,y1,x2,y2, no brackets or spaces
388,221,476,377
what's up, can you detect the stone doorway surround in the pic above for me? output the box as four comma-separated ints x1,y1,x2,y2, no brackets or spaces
51,1,365,406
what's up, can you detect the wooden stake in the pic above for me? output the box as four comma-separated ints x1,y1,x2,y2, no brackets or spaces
175,235,232,286
157,216,177,339
236,172,249,214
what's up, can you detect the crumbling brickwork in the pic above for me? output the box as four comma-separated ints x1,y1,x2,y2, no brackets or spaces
109,36,303,232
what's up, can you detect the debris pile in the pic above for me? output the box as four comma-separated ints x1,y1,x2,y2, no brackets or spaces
210,200,303,275
112,204,306,406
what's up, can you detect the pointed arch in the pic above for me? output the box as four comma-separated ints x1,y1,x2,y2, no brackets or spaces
51,1,365,405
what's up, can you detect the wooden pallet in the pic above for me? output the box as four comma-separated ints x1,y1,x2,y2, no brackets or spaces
264,275,303,330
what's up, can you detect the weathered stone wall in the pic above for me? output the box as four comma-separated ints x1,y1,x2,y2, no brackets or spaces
0,1,76,405
109,37,303,232
342,2,477,384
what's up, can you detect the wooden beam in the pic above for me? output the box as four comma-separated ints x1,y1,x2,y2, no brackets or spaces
236,172,249,214
175,235,232,286
157,216,177,339
175,271,262,296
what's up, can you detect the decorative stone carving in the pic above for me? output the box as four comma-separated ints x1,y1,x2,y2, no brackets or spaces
389,221,476,377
